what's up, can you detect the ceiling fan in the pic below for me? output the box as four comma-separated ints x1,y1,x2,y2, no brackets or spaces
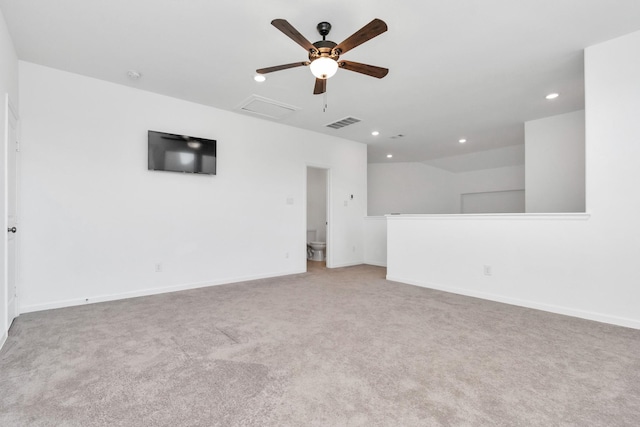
256,18,389,95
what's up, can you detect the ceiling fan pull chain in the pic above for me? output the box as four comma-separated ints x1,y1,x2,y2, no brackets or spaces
323,91,328,112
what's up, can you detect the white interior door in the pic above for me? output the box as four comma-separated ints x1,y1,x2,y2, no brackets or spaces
5,96,18,327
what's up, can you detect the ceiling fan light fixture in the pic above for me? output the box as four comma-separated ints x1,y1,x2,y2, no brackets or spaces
310,57,339,79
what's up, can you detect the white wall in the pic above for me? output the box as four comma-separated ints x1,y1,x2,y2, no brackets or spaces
363,216,387,267
18,61,367,312
455,165,525,213
386,30,640,329
0,8,19,347
460,190,525,214
367,162,456,215
455,165,525,197
425,144,525,173
368,161,524,215
306,167,327,242
526,110,586,212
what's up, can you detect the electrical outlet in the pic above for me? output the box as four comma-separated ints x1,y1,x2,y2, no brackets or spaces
285,252,289,259
483,265,492,276
155,263,163,273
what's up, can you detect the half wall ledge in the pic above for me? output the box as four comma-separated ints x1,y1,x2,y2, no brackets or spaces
385,213,591,221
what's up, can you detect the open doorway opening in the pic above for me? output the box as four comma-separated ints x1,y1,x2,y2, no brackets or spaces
306,166,328,270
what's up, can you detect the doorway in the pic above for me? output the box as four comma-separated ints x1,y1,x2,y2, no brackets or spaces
306,166,329,269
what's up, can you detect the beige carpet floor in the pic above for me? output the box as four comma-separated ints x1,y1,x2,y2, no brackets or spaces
1,263,639,426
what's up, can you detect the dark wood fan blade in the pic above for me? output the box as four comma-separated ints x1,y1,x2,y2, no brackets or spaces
339,60,389,78
333,19,387,55
272,19,317,53
256,62,308,74
313,78,327,95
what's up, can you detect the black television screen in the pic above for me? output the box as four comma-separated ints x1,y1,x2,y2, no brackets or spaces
148,130,217,175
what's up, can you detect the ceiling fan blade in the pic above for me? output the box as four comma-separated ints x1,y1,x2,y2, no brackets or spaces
313,78,327,95
256,62,308,74
333,19,388,55
339,61,389,78
271,19,317,53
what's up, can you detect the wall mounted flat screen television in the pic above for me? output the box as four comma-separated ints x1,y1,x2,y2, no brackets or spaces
148,130,217,175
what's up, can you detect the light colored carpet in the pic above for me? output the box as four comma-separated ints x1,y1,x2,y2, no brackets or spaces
1,263,639,426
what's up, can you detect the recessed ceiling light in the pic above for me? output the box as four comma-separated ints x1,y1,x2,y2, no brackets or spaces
254,74,266,82
127,70,141,80
546,93,559,100
371,131,380,136
386,154,393,158
459,138,467,143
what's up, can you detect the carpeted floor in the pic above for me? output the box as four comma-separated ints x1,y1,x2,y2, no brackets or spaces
1,263,639,426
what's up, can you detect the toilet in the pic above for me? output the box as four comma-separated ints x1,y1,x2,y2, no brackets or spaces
307,230,326,262
308,241,326,261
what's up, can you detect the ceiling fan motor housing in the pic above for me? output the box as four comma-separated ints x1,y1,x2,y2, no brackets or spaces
310,40,339,61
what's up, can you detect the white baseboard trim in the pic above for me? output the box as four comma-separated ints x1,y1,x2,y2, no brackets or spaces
364,260,387,267
20,269,306,314
329,261,364,268
387,275,640,330
0,331,7,352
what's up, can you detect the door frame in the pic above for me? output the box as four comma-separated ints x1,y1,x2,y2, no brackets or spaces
4,94,19,331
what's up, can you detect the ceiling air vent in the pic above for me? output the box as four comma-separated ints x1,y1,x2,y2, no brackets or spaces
236,95,300,120
325,116,362,130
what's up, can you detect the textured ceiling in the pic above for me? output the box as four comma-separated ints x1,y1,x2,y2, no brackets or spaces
2,0,640,166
